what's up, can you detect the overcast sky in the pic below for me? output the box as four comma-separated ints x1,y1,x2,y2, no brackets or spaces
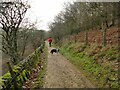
1,0,119,31
26,0,119,31
25,0,74,31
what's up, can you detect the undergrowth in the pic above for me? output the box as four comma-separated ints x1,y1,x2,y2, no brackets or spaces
32,46,48,88
0,47,43,89
60,42,119,88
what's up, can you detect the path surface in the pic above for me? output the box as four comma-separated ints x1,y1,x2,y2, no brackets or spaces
43,42,95,88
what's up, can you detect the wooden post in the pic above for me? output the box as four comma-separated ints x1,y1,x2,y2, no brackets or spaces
7,62,18,89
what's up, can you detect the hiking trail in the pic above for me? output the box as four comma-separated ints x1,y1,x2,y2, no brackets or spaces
43,42,95,88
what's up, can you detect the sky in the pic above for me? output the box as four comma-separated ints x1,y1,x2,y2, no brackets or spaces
25,0,74,31
2,0,119,31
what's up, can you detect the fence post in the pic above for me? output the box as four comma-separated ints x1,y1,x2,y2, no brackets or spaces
7,62,18,89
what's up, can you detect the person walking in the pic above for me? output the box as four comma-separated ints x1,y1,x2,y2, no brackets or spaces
48,37,53,47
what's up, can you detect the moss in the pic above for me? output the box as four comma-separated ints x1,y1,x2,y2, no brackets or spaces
2,72,11,80
32,47,47,88
1,46,43,89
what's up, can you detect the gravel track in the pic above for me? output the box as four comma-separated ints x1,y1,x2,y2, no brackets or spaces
43,42,95,88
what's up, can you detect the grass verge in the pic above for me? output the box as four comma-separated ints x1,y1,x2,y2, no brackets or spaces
59,42,119,88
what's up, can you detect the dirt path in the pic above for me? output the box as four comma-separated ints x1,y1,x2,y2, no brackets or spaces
43,42,95,88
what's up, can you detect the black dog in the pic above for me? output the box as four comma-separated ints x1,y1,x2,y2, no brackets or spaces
50,48,59,54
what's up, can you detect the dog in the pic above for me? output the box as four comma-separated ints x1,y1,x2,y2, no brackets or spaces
50,48,59,54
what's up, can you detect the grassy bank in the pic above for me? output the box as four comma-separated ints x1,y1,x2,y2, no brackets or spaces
59,42,119,88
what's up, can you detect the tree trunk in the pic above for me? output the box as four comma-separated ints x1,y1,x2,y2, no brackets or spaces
21,42,26,60
74,35,77,43
105,20,109,28
102,21,107,47
10,30,20,64
21,36,28,59
103,28,106,47
85,30,88,47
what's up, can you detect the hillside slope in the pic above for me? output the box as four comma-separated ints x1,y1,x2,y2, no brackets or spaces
60,43,119,88
58,27,119,88
63,27,119,46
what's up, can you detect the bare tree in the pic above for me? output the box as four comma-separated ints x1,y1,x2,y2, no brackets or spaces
48,2,119,46
17,21,31,59
0,1,30,64
30,28,45,50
